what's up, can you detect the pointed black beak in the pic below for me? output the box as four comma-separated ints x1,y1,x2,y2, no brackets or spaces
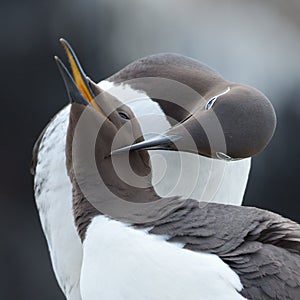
111,134,182,155
55,38,107,116
54,56,89,105
59,38,95,102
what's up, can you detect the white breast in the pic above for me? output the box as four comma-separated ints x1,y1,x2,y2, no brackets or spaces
34,105,82,300
80,215,246,300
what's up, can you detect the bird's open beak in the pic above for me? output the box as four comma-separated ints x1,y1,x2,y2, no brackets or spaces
55,38,104,115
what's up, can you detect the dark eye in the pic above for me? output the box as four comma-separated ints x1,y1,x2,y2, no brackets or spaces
205,97,216,110
118,111,130,120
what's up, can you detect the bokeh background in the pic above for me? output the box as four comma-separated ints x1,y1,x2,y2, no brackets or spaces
1,0,300,299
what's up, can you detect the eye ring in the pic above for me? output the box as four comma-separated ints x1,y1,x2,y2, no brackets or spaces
205,87,231,110
118,111,130,120
205,97,217,110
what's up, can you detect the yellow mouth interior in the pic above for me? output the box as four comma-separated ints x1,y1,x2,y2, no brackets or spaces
60,39,103,114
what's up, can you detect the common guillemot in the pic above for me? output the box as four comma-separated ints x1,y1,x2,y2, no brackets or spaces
65,73,299,299
32,39,276,299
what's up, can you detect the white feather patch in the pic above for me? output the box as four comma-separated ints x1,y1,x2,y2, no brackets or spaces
34,105,82,300
80,215,245,300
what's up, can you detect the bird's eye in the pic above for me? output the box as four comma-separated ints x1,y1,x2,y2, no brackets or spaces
205,87,231,110
118,111,130,120
205,97,217,110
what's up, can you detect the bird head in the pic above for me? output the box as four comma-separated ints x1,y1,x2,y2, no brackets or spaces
55,39,154,204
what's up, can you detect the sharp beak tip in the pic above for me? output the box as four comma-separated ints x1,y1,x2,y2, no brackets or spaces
54,55,60,63
59,38,68,46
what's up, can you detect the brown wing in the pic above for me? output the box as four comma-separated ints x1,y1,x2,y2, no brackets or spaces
143,200,300,299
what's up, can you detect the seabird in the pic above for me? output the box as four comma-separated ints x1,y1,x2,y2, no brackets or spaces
32,39,276,299
64,66,300,299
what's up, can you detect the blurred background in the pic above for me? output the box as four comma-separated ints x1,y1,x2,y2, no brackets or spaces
1,0,300,299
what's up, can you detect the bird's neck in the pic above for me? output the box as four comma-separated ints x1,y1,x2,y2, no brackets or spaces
69,155,160,241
